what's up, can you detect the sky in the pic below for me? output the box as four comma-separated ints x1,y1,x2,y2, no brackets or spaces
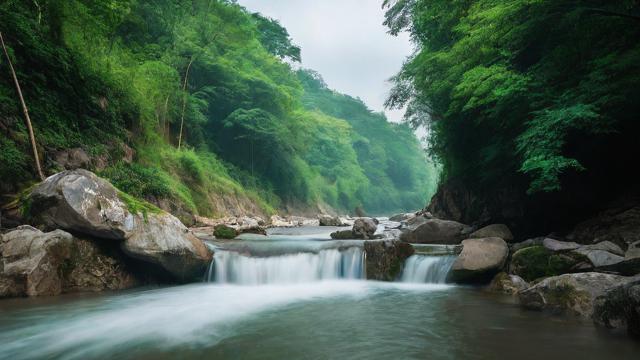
237,0,413,123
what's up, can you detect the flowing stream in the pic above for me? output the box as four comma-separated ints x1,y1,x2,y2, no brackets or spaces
1,226,638,359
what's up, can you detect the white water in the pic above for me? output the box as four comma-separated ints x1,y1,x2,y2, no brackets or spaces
207,247,365,284
400,255,456,283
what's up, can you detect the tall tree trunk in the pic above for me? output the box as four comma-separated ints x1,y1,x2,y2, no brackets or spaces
1,32,45,181
178,56,194,150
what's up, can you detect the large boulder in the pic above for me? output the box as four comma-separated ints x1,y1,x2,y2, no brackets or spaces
573,248,624,268
593,276,640,338
400,216,471,244
487,272,529,295
28,169,135,240
122,213,213,281
353,218,378,240
509,245,591,282
1,226,140,298
469,224,514,242
26,170,212,281
365,240,414,281
519,272,626,318
448,237,508,283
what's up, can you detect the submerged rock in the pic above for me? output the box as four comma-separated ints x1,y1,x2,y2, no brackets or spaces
469,224,514,242
519,272,626,318
448,237,508,283
488,272,529,295
364,240,414,281
593,276,640,338
400,217,471,244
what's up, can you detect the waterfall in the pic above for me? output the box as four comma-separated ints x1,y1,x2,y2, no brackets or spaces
206,247,365,285
400,255,456,284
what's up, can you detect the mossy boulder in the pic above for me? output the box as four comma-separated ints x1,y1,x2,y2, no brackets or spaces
519,272,625,318
510,245,590,282
214,224,238,239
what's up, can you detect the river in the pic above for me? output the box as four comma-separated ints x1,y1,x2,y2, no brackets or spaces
0,226,638,359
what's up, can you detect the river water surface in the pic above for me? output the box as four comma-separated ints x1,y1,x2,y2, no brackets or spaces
1,226,638,360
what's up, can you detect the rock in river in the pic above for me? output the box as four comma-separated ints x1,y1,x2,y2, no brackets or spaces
400,216,471,244
26,170,212,281
364,240,414,281
1,226,140,298
353,217,378,240
519,272,625,318
448,237,508,283
487,272,529,295
593,276,640,338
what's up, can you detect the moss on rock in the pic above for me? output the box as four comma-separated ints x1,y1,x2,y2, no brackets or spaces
510,245,589,282
214,224,238,239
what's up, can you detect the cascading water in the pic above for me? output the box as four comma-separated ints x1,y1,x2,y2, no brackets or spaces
206,247,365,285
400,255,456,284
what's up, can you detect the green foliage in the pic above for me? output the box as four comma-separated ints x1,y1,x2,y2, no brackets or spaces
100,162,173,199
384,0,640,195
1,0,434,217
511,246,587,282
117,190,162,221
213,224,238,239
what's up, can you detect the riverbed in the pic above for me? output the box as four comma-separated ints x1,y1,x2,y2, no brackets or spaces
0,227,638,359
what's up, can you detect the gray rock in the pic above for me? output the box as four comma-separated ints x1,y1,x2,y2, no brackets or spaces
598,258,640,276
449,237,508,283
53,148,91,170
29,169,135,240
543,238,581,251
1,226,141,298
519,272,625,318
353,218,378,239
123,213,213,281
28,170,212,281
318,215,344,226
593,276,640,338
488,272,529,295
1,226,73,297
626,241,640,260
330,230,354,239
580,241,625,257
469,224,514,242
364,240,414,281
400,217,471,244
389,213,416,222
573,248,624,267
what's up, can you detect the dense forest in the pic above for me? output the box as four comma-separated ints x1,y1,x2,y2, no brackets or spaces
0,0,436,219
383,0,640,234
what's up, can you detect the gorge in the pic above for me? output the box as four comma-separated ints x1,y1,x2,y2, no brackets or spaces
2,0,640,359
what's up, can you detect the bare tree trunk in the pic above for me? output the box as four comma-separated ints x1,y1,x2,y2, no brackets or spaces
1,32,45,181
177,56,194,150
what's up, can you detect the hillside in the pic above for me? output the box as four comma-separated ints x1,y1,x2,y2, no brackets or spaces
0,0,435,222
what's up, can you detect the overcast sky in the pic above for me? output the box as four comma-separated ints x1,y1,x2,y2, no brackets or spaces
238,0,413,122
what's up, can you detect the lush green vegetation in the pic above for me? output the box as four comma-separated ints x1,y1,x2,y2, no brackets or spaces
384,0,640,230
0,0,433,217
